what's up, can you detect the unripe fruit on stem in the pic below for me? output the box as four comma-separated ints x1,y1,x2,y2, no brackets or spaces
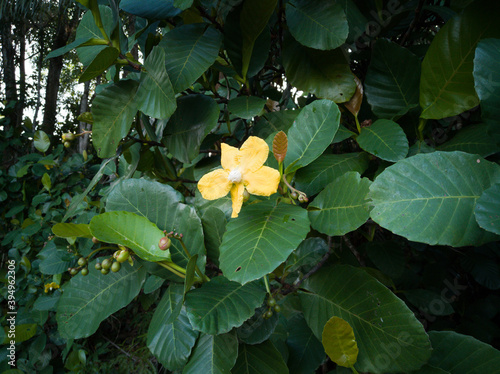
116,250,129,263
111,261,121,273
273,305,281,313
102,258,112,270
81,268,89,276
95,262,102,270
77,257,87,267
159,236,171,250
64,141,71,148
92,237,99,244
62,133,75,141
290,191,298,199
101,268,109,275
264,310,273,319
298,194,308,203
267,297,276,307
69,268,79,276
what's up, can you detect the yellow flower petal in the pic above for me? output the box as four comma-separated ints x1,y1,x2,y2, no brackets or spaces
230,183,245,218
238,136,269,173
221,143,239,171
244,166,281,196
198,169,232,200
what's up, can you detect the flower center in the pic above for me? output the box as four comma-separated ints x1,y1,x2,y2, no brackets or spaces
228,169,242,183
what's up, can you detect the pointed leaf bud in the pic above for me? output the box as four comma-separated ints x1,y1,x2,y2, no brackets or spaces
273,131,288,163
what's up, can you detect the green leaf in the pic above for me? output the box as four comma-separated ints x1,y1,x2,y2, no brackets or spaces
75,6,114,66
287,313,325,374
46,37,91,59
239,0,278,79
228,96,267,119
143,274,165,294
161,23,222,92
286,0,348,50
164,94,219,164
474,38,500,127
119,0,182,19
41,172,51,192
201,207,227,266
254,110,299,139
404,289,454,316
185,276,266,335
437,124,499,157
428,331,500,373
33,293,61,311
308,172,372,236
147,284,198,370
106,179,206,271
300,265,432,373
285,100,341,173
420,1,500,119
283,36,356,103
89,211,170,262
364,39,420,119
136,46,176,119
38,244,74,275
79,46,119,83
237,306,279,345
295,152,370,197
475,183,500,235
92,80,139,158
356,119,409,162
34,130,50,153
232,340,288,374
219,200,310,285
183,332,239,374
52,223,92,239
286,237,329,274
57,261,146,339
460,247,500,290
12,324,37,343
322,316,358,368
369,151,500,247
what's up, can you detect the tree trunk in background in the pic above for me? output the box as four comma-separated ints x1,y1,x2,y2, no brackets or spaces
1,20,19,131
33,27,45,129
41,2,77,136
77,80,91,154
18,21,26,126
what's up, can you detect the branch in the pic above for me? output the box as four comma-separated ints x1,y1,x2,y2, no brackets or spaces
400,0,426,46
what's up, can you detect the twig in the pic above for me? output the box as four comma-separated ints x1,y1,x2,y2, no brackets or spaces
197,5,224,33
103,336,139,362
400,0,426,46
343,235,365,266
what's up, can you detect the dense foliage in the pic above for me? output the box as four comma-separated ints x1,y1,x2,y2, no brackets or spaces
2,0,500,373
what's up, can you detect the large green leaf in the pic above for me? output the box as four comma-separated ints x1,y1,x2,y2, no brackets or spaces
89,211,170,262
232,341,288,374
75,6,114,66
420,1,500,119
308,172,372,236
92,79,139,158
147,284,198,370
136,46,176,119
105,179,206,271
57,261,146,339
164,94,219,164
283,36,356,103
286,313,325,374
475,182,500,235
237,306,279,345
428,331,500,373
201,207,226,266
38,242,75,275
33,130,50,153
474,38,500,130
119,0,182,19
160,23,222,93
183,332,239,374
364,39,420,119
52,223,92,239
300,265,432,373
369,151,500,247
286,237,329,275
322,316,358,368
228,96,266,119
286,0,348,50
79,46,119,83
239,0,278,79
295,152,369,197
356,119,409,162
437,123,499,157
285,100,341,174
184,276,266,335
219,200,310,285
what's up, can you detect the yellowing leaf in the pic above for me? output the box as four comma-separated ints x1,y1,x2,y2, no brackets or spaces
322,316,359,368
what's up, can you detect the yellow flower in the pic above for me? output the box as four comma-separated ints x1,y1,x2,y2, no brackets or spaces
198,136,281,218
44,282,60,293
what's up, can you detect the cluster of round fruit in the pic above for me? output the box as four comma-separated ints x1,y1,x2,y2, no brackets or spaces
61,133,75,148
94,248,131,275
263,296,281,319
